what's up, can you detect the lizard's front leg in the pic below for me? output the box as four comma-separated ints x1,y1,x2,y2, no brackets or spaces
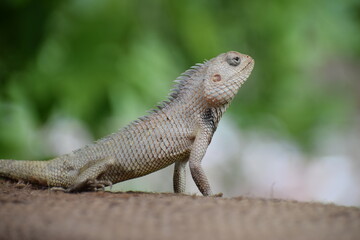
188,129,222,197
173,160,188,193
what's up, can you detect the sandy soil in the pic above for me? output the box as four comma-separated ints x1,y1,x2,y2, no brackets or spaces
0,179,359,240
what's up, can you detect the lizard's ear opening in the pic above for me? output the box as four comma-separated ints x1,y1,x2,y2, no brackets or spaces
211,74,222,82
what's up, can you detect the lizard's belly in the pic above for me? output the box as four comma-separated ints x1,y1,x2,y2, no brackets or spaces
99,135,192,183
96,114,195,184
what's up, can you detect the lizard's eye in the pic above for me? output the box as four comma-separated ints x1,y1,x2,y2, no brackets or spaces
227,55,241,66
228,56,241,66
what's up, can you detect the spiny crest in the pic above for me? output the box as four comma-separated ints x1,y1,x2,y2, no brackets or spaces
157,60,208,110
118,59,208,131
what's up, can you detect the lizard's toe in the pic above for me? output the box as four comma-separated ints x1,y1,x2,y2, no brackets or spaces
88,180,113,191
211,192,223,198
50,187,67,192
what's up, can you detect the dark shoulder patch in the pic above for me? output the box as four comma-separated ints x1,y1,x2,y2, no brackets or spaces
202,108,216,131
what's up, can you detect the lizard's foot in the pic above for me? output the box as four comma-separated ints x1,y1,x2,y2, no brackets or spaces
211,192,223,198
65,179,113,192
14,180,27,189
87,180,113,191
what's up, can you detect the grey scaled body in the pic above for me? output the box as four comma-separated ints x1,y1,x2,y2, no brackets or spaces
0,51,254,196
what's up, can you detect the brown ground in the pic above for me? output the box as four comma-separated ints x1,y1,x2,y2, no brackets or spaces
0,179,359,240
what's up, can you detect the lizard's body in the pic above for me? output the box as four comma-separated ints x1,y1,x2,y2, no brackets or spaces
0,51,254,196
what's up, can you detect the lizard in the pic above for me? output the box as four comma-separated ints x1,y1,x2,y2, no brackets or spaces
0,51,254,196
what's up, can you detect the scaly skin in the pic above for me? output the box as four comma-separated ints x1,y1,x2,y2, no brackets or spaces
0,51,254,196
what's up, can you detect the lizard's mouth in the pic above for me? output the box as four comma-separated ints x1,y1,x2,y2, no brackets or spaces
242,59,254,72
231,58,254,87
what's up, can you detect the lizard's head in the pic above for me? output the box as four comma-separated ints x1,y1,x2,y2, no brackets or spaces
203,51,254,107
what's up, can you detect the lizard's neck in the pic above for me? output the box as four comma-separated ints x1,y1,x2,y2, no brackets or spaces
161,84,204,115
155,63,207,115
154,61,229,126
161,83,229,129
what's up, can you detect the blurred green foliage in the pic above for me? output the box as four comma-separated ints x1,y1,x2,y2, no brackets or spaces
0,0,359,159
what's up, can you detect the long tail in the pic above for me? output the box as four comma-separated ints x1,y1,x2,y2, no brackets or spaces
0,159,50,186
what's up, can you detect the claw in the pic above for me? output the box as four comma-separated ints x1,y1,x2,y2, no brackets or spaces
211,192,223,197
50,187,67,192
88,180,112,191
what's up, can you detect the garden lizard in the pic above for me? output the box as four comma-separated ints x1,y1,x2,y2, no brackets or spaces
0,51,254,196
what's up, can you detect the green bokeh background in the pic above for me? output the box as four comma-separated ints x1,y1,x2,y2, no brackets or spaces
0,0,359,160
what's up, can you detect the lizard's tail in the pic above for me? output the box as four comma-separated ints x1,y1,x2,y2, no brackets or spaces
0,159,50,186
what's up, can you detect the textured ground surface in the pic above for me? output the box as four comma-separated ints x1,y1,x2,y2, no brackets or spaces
0,179,360,240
